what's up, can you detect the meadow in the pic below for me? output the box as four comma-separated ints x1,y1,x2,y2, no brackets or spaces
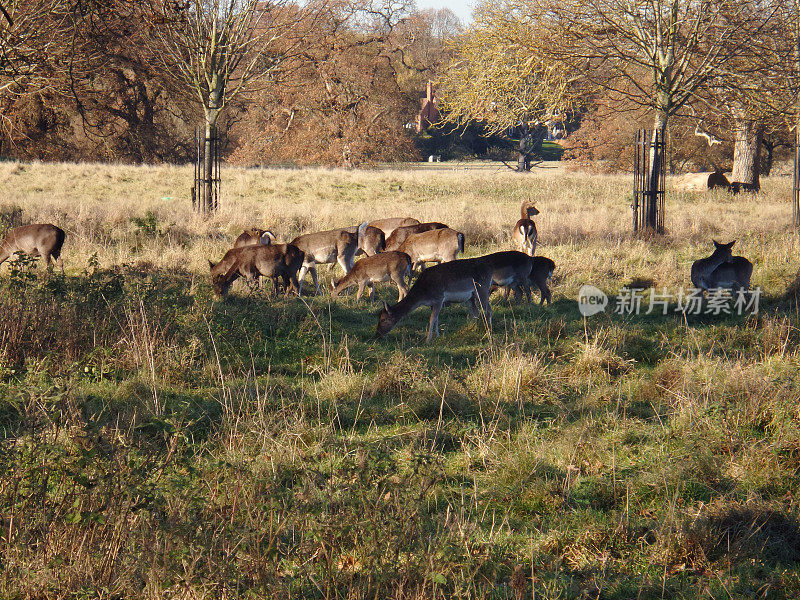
1,160,800,599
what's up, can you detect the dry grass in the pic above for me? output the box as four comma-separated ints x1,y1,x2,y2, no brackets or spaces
1,160,800,599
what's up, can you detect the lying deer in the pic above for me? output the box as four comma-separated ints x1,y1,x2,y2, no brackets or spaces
384,222,448,252
290,223,367,294
331,251,411,302
0,223,66,268
369,217,420,239
704,256,753,293
234,228,276,248
511,199,539,256
376,257,493,342
397,228,464,270
209,243,304,298
691,240,735,292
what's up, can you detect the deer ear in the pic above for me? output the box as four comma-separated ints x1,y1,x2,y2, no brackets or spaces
382,300,390,313
729,240,736,248
712,239,719,248
208,259,215,270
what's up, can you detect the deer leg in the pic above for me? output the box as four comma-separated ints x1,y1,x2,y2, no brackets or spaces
393,274,408,301
427,301,443,342
356,281,365,302
476,285,493,331
310,266,320,295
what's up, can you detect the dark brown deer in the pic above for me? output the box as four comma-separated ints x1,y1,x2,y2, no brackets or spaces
209,243,304,298
511,199,539,256
691,240,735,292
0,224,65,268
705,256,753,293
482,251,535,302
331,251,411,302
376,257,494,342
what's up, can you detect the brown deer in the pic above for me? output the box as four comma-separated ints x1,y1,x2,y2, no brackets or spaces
209,243,304,298
482,251,535,302
233,228,276,248
529,256,555,305
384,222,448,252
511,199,539,256
290,223,367,294
369,217,421,239
0,224,65,268
691,240,735,292
376,257,494,342
344,224,385,257
331,251,412,302
397,228,464,270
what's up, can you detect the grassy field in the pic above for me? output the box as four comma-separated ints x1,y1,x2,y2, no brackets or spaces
1,160,800,599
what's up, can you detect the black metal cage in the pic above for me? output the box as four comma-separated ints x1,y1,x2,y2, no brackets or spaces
192,126,221,214
633,128,666,233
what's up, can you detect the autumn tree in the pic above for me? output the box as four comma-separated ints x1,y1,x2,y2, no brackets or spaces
441,0,770,228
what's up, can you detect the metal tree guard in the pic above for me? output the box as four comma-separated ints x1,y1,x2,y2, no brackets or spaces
793,140,800,228
192,126,221,214
633,129,666,233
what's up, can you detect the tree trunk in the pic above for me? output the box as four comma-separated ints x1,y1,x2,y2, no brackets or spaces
646,113,667,231
731,119,763,193
202,108,219,214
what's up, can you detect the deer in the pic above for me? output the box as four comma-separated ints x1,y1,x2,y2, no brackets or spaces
331,251,412,302
529,256,556,305
691,240,736,292
482,251,535,302
376,257,494,342
209,243,304,298
384,222,448,252
369,217,420,239
704,256,753,294
344,224,385,257
397,228,465,270
290,223,367,294
511,199,539,256
0,224,65,268
233,228,276,248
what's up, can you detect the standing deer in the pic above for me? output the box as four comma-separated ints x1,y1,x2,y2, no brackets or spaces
344,224,385,256
0,224,65,268
482,251,535,302
511,199,539,256
529,256,555,305
233,228,276,248
397,228,464,270
331,251,412,302
384,222,448,252
290,223,367,294
369,217,420,239
209,243,304,298
691,240,735,292
376,257,494,342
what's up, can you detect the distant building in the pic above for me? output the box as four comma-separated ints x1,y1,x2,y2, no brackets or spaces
415,81,440,133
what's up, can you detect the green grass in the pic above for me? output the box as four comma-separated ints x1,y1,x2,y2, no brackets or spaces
0,162,799,598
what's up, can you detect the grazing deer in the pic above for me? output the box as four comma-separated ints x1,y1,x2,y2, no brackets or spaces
0,223,65,268
482,251,535,302
397,228,464,270
705,256,753,293
209,243,304,298
369,217,420,239
511,199,539,256
529,256,555,305
384,222,448,252
344,224,385,257
376,257,494,342
290,223,367,294
331,251,412,302
691,240,735,292
233,228,276,248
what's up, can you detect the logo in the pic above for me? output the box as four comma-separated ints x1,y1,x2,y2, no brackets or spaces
578,284,608,316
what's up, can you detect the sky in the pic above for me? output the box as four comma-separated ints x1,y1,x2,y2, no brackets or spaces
415,0,475,25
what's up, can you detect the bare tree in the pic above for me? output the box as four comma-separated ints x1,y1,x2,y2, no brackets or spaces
441,0,772,226
149,0,311,212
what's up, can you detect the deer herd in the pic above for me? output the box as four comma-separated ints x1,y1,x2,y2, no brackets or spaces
0,202,754,342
